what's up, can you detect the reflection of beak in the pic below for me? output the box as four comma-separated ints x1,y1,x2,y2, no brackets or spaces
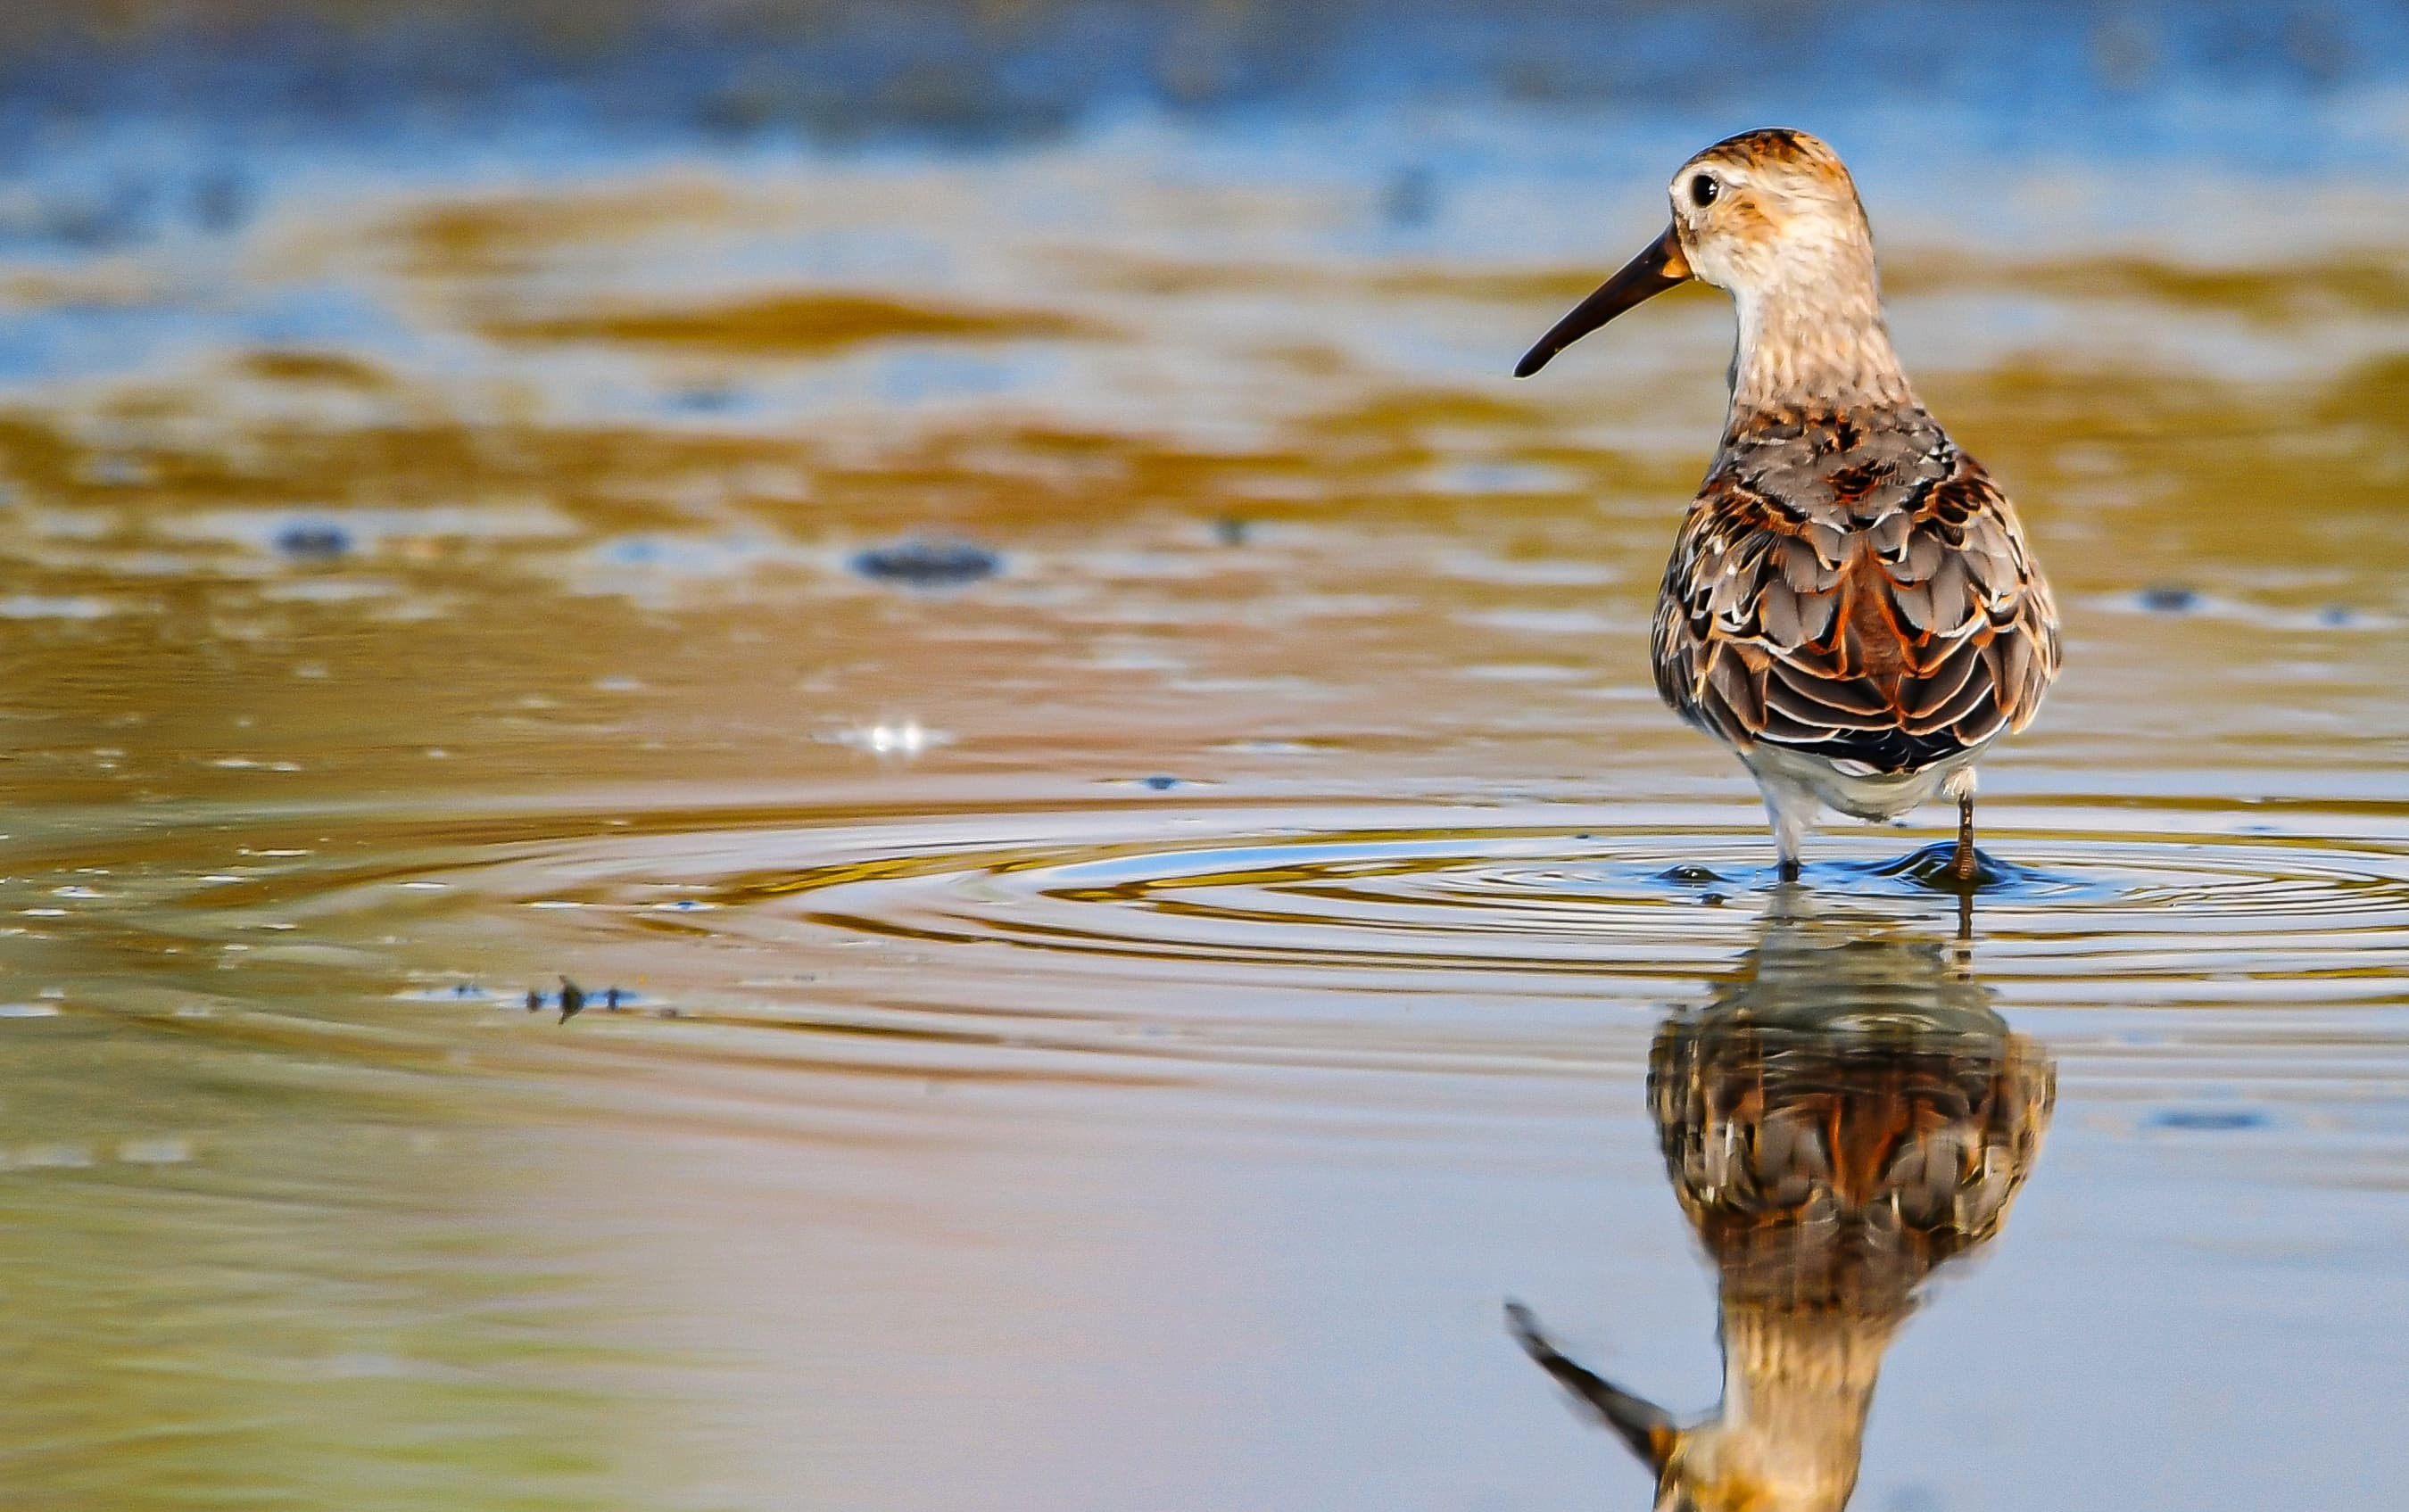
1505,1301,1678,1472
1513,223,1693,377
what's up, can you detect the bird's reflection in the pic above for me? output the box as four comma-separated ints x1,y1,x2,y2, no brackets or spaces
1511,902,2054,1511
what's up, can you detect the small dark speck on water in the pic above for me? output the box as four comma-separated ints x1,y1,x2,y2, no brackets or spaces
1699,891,1726,905
1660,864,1723,885
851,539,1001,586
1139,774,1182,790
2151,1107,2266,1131
669,385,741,413
539,980,630,1021
276,523,352,559
2137,583,2198,613
1213,516,1249,546
1379,164,1438,228
2317,604,2355,626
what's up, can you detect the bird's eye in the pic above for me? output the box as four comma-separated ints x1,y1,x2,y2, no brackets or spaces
1689,175,1719,208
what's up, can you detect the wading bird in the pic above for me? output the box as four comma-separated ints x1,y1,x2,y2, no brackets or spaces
1508,905,2054,1510
1517,129,2058,882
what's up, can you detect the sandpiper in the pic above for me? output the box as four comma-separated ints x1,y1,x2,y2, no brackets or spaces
1508,904,2054,1510
1517,128,2058,882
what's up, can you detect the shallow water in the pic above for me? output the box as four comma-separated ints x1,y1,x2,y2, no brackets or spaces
3,7,2408,1509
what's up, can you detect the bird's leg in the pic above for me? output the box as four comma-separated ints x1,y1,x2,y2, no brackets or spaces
1943,766,1981,885
1950,790,1977,882
1762,786,1809,884
1763,814,1801,886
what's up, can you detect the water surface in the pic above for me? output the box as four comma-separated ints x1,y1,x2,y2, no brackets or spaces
1,8,2406,1508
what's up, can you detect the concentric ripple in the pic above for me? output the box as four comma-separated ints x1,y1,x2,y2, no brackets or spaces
730,813,2409,1003
228,798,2409,1021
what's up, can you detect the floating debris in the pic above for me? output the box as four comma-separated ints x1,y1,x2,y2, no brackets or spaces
850,539,1002,587
1212,516,1250,547
275,522,353,559
529,979,633,1023
2136,584,2198,613
668,384,741,414
2149,1107,2266,1131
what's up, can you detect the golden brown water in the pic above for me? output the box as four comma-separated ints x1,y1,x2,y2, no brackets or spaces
2,52,2407,1509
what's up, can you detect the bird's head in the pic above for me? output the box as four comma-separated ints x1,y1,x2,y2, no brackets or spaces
1516,128,1879,378
1663,128,1874,301
1647,1428,1862,1512
1505,1301,1866,1512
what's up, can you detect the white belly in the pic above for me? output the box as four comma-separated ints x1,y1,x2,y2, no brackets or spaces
1742,741,1987,824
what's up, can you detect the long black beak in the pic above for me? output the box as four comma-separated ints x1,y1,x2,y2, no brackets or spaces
1513,224,1693,378
1505,1301,1678,1471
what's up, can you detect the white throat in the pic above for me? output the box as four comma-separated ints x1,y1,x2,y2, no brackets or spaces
1724,252,1913,416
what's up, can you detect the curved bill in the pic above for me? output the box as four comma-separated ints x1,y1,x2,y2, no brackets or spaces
1513,224,1693,378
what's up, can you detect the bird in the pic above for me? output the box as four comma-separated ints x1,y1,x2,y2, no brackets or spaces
1505,900,2055,1510
1516,128,2058,883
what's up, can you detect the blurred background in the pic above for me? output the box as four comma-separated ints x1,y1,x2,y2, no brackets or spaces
0,4,2405,1510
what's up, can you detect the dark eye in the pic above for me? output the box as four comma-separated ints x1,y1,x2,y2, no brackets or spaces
1689,175,1719,208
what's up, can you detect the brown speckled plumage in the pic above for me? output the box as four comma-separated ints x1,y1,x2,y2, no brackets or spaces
1519,128,2060,879
1509,909,2055,1512
1653,403,2058,776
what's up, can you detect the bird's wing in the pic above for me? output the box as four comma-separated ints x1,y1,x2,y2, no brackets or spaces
1652,451,2058,773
